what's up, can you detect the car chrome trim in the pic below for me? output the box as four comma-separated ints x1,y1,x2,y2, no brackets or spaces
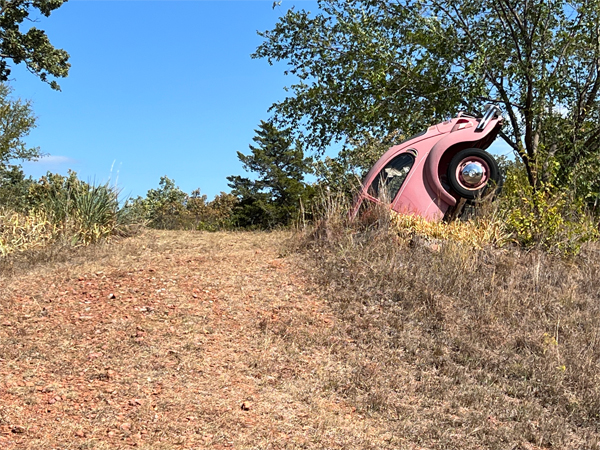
475,104,501,131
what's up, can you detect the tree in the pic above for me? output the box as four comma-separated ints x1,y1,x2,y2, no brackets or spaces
254,0,600,191
0,0,70,90
227,120,313,228
0,84,38,164
0,83,39,205
134,176,189,229
0,163,32,208
0,0,71,203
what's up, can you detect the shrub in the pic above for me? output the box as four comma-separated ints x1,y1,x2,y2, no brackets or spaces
127,177,239,231
27,171,125,245
498,163,598,254
195,192,238,231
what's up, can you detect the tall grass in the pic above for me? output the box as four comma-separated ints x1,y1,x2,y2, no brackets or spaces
1,173,137,257
295,192,600,449
306,188,508,250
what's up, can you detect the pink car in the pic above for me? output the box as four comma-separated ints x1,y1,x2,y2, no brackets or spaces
352,106,503,221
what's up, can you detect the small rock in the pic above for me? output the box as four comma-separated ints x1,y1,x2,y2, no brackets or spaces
120,422,131,431
75,430,85,437
11,425,25,434
241,401,253,411
108,293,116,300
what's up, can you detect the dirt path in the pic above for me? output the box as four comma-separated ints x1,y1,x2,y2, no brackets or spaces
0,231,393,450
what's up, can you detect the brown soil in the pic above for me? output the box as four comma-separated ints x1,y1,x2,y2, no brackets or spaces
0,230,394,449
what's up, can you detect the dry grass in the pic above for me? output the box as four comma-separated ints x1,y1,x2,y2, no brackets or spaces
0,209,56,256
390,211,509,248
0,229,405,449
295,206,600,449
4,216,600,449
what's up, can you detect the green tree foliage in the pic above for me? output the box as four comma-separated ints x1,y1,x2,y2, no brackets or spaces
313,131,400,199
227,120,313,228
126,176,238,230
0,0,71,204
0,164,33,208
0,85,38,165
0,0,70,90
254,0,600,191
0,84,40,206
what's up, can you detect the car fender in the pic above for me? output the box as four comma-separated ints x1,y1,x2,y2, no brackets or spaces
424,121,501,207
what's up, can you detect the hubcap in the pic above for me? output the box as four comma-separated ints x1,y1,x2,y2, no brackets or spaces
456,158,489,190
461,162,485,186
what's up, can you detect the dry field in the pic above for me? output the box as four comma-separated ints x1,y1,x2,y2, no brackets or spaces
2,228,600,449
0,230,397,450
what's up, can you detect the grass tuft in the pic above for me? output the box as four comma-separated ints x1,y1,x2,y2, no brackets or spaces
390,210,509,248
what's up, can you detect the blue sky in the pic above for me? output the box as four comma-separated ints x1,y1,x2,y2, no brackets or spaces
12,0,319,200
10,0,511,201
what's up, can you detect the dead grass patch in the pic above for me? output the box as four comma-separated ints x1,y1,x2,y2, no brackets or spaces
0,229,406,449
0,209,56,256
5,221,597,449
295,214,600,449
391,210,509,248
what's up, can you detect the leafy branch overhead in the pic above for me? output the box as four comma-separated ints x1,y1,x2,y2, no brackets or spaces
254,0,600,191
0,0,70,89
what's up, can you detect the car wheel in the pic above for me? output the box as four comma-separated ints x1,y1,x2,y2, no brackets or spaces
447,148,500,200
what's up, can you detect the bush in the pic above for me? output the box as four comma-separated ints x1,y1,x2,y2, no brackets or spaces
0,170,133,255
194,192,238,231
27,171,126,245
498,163,598,254
127,176,239,231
